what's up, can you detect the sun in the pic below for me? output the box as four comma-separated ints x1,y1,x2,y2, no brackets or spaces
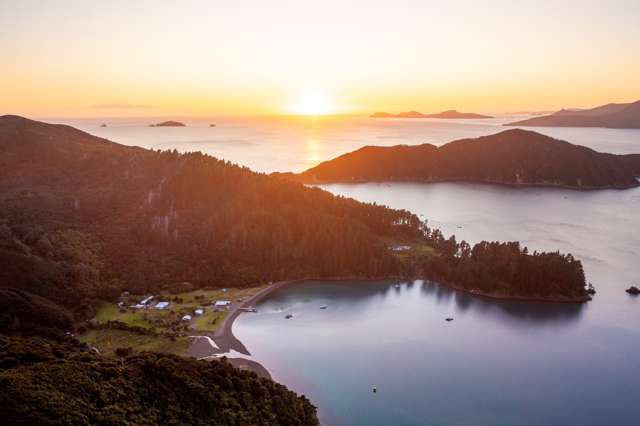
288,88,336,116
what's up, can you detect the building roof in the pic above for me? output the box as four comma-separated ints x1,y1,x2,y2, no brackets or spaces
155,301,170,309
140,295,154,305
214,300,231,306
182,315,192,321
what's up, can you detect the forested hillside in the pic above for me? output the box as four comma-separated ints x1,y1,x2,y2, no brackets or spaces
0,115,591,424
0,336,318,425
0,115,422,319
289,129,640,188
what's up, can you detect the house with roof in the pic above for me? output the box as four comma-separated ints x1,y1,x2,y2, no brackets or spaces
154,301,170,310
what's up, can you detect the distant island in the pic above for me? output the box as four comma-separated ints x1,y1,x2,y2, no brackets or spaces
149,120,186,127
371,109,493,119
283,129,640,189
209,123,216,127
505,100,640,128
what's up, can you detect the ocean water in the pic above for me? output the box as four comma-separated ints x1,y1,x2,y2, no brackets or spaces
54,115,640,425
56,115,640,173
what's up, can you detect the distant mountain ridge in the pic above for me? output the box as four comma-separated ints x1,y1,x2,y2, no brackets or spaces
506,100,640,128
371,110,493,119
287,129,640,189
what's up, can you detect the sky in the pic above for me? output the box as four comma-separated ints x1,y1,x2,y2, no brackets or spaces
1,0,640,117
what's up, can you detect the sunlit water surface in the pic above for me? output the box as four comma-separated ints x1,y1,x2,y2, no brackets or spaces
54,116,640,425
56,115,640,172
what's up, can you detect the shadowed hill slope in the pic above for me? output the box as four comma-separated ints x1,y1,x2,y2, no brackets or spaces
290,129,640,189
0,335,318,425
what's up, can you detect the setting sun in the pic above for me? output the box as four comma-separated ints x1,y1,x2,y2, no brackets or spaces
288,88,336,116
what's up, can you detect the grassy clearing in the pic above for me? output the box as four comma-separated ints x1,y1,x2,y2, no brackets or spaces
192,310,227,332
80,286,266,357
94,302,151,329
390,241,439,260
79,329,191,356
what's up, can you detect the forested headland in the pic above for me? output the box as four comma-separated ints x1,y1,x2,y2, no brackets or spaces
286,129,640,189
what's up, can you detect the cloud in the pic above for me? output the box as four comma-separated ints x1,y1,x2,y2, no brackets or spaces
93,103,152,109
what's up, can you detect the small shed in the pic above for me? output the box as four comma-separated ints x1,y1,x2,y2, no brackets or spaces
182,315,192,321
139,295,154,305
155,301,170,310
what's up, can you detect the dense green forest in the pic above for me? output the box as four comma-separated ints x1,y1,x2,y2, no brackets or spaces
0,115,421,319
289,129,640,188
0,336,318,425
415,229,589,301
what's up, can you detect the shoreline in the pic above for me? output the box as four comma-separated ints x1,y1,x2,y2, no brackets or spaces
188,276,590,377
300,177,640,191
423,276,592,304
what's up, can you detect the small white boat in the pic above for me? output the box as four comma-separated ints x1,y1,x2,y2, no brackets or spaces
319,305,328,310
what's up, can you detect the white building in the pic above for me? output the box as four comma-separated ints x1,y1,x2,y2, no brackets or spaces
139,295,154,305
154,301,170,310
182,314,192,321
194,308,204,316
214,300,231,307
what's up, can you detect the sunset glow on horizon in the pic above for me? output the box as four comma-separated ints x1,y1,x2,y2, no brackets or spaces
1,0,640,118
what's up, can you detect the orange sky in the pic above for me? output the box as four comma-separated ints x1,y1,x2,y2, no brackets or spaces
1,1,640,117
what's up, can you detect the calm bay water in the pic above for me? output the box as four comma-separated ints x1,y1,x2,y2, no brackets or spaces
56,115,640,424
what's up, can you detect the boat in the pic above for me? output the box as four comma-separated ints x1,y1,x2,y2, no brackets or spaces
445,317,454,322
285,314,293,319
319,305,328,309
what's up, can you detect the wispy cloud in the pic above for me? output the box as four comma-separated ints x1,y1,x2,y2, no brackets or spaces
93,103,152,109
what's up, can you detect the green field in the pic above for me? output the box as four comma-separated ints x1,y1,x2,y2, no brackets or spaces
81,286,265,356
79,329,190,356
390,241,439,260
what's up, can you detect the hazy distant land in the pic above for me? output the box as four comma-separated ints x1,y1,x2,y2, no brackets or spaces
506,100,640,128
371,109,493,119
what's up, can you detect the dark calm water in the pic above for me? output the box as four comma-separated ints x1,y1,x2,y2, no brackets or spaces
234,183,640,425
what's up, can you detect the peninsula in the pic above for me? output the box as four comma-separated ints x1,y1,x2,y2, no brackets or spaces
284,129,640,189
505,100,640,128
371,109,493,119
